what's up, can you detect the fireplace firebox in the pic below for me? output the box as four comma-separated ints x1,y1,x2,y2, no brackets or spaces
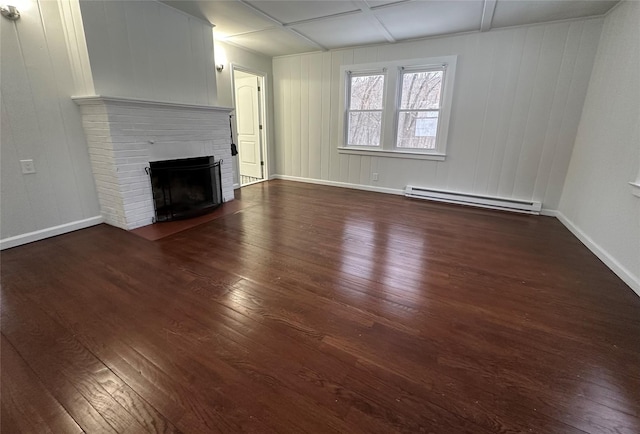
147,156,222,222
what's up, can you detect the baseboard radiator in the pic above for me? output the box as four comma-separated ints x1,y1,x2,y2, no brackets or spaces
404,185,542,215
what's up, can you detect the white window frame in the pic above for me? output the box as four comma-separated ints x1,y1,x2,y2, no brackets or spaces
344,69,387,148
395,66,445,152
338,56,457,161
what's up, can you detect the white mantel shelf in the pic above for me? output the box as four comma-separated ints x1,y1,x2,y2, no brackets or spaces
72,95,233,112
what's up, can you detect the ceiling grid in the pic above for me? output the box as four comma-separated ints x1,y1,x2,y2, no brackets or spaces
162,0,619,57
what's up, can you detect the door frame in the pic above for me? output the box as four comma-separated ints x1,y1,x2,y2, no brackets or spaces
230,64,269,188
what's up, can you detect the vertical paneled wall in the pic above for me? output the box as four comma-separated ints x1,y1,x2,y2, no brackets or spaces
273,18,603,210
559,1,640,293
79,0,217,105
1,0,100,240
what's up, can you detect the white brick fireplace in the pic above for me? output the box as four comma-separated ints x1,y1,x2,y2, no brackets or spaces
73,96,234,230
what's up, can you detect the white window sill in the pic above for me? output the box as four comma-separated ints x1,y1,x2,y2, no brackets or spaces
338,147,446,161
630,181,640,198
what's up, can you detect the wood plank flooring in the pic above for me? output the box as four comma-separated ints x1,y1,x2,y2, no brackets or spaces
130,198,252,241
2,180,639,433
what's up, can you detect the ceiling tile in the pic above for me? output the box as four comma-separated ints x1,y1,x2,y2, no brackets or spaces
375,1,484,40
292,13,389,49
162,1,275,36
164,0,617,57
227,28,321,57
246,0,360,24
492,0,618,29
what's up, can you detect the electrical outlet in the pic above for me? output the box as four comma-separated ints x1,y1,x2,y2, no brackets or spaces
20,159,36,174
372,172,379,181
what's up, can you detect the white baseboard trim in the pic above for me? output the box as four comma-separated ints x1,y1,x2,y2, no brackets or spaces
556,211,640,297
270,174,405,196
540,209,559,217
0,215,104,250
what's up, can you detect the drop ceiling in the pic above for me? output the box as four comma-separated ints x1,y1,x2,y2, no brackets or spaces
162,0,619,57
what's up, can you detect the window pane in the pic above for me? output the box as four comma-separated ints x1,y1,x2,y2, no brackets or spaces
400,71,442,110
348,112,381,146
397,111,438,149
349,75,384,110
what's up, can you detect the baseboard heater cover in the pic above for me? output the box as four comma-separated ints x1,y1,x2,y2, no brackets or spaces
404,186,542,215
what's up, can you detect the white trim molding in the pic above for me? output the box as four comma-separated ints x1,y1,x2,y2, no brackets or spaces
540,209,559,217
630,181,640,198
337,147,446,161
72,95,232,112
480,0,498,32
58,0,95,96
556,211,640,297
0,216,104,250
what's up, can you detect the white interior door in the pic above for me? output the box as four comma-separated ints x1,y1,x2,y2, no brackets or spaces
234,74,263,180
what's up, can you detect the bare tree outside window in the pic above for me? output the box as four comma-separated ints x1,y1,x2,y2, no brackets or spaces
397,70,443,149
347,74,384,146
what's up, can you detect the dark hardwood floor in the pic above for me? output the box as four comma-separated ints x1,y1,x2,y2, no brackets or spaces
2,180,639,433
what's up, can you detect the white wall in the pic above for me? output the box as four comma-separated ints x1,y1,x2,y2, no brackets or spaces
79,0,217,105
0,0,225,248
1,0,100,242
558,1,640,295
214,40,275,184
272,18,603,210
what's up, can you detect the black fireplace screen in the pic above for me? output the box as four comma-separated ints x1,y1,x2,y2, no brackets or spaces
147,156,222,222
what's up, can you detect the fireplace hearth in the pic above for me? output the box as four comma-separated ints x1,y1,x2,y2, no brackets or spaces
148,156,222,222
